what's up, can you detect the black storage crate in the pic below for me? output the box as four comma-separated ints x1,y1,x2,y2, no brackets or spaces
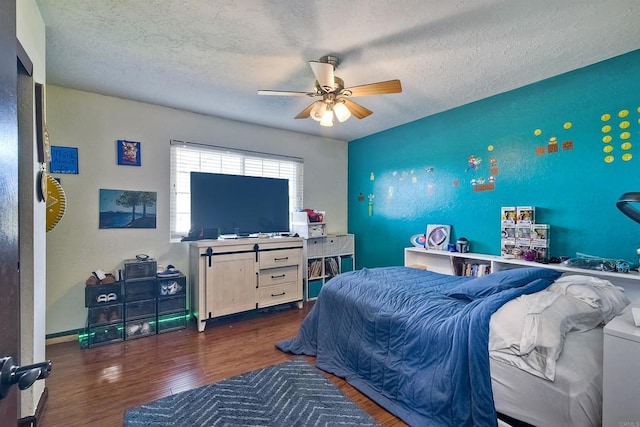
123,258,157,280
158,295,186,315
158,311,187,333
124,278,156,301
85,282,123,307
88,304,123,325
125,317,156,340
88,323,123,347
157,276,186,297
125,298,156,320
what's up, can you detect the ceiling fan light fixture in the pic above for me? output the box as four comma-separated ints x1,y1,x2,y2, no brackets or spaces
334,101,352,122
320,105,334,127
310,101,326,121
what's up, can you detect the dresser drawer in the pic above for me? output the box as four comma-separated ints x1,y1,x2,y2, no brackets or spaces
257,282,301,308
259,265,299,287
259,249,301,269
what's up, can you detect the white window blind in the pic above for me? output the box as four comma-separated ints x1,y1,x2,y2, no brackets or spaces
170,140,303,241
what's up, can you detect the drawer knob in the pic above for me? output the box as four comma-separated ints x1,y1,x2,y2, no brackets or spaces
271,274,286,279
271,292,286,297
273,257,289,262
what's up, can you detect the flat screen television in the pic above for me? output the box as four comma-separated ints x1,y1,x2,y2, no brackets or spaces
190,172,290,236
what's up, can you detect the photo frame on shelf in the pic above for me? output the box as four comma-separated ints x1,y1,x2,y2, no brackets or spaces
425,224,451,250
116,140,141,166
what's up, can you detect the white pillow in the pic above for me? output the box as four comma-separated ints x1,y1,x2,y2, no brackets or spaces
489,290,604,380
547,274,630,321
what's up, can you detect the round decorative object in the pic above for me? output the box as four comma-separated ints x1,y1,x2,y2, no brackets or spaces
46,174,66,232
410,234,426,247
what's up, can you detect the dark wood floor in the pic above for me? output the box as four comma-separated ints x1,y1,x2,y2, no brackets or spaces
39,303,406,427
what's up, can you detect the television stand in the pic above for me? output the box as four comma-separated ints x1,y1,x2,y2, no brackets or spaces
188,237,305,331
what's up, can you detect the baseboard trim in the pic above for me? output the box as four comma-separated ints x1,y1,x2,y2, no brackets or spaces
46,334,78,345
18,387,48,427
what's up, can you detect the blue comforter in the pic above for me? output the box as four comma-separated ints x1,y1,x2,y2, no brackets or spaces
277,266,561,426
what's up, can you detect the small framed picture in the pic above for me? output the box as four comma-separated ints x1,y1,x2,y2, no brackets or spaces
425,224,451,250
50,146,79,174
117,140,141,166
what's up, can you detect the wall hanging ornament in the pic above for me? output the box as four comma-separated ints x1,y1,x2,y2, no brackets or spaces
46,175,66,232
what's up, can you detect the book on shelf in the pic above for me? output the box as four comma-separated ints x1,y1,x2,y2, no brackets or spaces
454,260,491,277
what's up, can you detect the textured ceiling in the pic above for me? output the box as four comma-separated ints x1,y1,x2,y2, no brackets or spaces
35,0,640,142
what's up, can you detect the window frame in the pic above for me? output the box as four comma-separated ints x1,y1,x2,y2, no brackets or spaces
169,140,303,242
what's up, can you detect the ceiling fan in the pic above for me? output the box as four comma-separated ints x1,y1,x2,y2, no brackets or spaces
258,56,402,127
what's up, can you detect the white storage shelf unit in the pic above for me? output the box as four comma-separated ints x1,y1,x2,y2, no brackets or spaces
305,234,355,300
404,247,640,301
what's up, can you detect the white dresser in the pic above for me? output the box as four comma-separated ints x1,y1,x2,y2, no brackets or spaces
602,300,640,427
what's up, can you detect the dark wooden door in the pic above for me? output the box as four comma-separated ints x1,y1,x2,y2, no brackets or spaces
0,0,20,424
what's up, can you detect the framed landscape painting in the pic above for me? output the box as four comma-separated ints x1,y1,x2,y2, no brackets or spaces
99,189,156,229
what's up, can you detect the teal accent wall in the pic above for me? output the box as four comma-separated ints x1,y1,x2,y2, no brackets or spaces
348,49,640,268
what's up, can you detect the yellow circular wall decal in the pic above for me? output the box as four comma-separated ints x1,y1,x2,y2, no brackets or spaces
621,131,631,140
602,125,612,133
622,153,633,161
603,145,614,153
621,142,632,150
534,129,542,136
604,155,614,163
619,110,629,118
601,113,611,121
487,145,494,151
602,135,612,143
563,122,572,129
620,121,630,129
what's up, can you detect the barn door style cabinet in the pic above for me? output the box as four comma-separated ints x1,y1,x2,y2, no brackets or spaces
189,237,304,332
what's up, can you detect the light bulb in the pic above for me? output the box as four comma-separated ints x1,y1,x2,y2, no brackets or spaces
320,107,334,127
333,101,352,122
310,101,326,122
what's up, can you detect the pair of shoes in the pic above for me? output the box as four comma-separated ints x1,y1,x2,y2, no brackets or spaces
160,281,183,296
85,271,117,285
96,292,118,303
157,264,181,278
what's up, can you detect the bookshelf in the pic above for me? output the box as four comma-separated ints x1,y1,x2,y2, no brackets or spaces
304,234,355,300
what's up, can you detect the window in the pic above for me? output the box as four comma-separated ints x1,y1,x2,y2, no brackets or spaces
170,140,303,241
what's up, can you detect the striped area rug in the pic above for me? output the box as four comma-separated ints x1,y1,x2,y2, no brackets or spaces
124,358,379,426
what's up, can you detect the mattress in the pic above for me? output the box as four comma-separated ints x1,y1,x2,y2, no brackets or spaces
491,327,603,427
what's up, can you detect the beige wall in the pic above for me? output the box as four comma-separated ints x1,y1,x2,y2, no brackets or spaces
17,0,46,418
45,85,348,334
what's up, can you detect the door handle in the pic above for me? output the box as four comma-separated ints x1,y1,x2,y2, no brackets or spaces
0,356,52,399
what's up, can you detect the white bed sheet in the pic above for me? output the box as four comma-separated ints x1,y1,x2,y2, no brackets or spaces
491,327,603,427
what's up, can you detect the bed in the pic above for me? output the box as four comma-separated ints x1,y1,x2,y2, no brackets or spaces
276,266,629,427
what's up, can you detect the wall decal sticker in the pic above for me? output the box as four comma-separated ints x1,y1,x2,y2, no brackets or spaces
369,172,375,181
466,155,481,172
368,194,375,216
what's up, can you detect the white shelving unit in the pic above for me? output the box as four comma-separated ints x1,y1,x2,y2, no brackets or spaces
404,247,640,300
304,234,355,300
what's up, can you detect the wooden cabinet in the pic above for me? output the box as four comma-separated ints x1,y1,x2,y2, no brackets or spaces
189,237,304,332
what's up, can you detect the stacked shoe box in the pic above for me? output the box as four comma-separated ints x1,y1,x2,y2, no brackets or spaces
156,273,187,333
84,281,124,347
123,258,158,340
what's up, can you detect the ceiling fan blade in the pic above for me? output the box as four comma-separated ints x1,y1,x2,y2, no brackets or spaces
343,79,402,97
342,98,373,119
309,61,335,92
258,90,314,97
294,102,316,119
